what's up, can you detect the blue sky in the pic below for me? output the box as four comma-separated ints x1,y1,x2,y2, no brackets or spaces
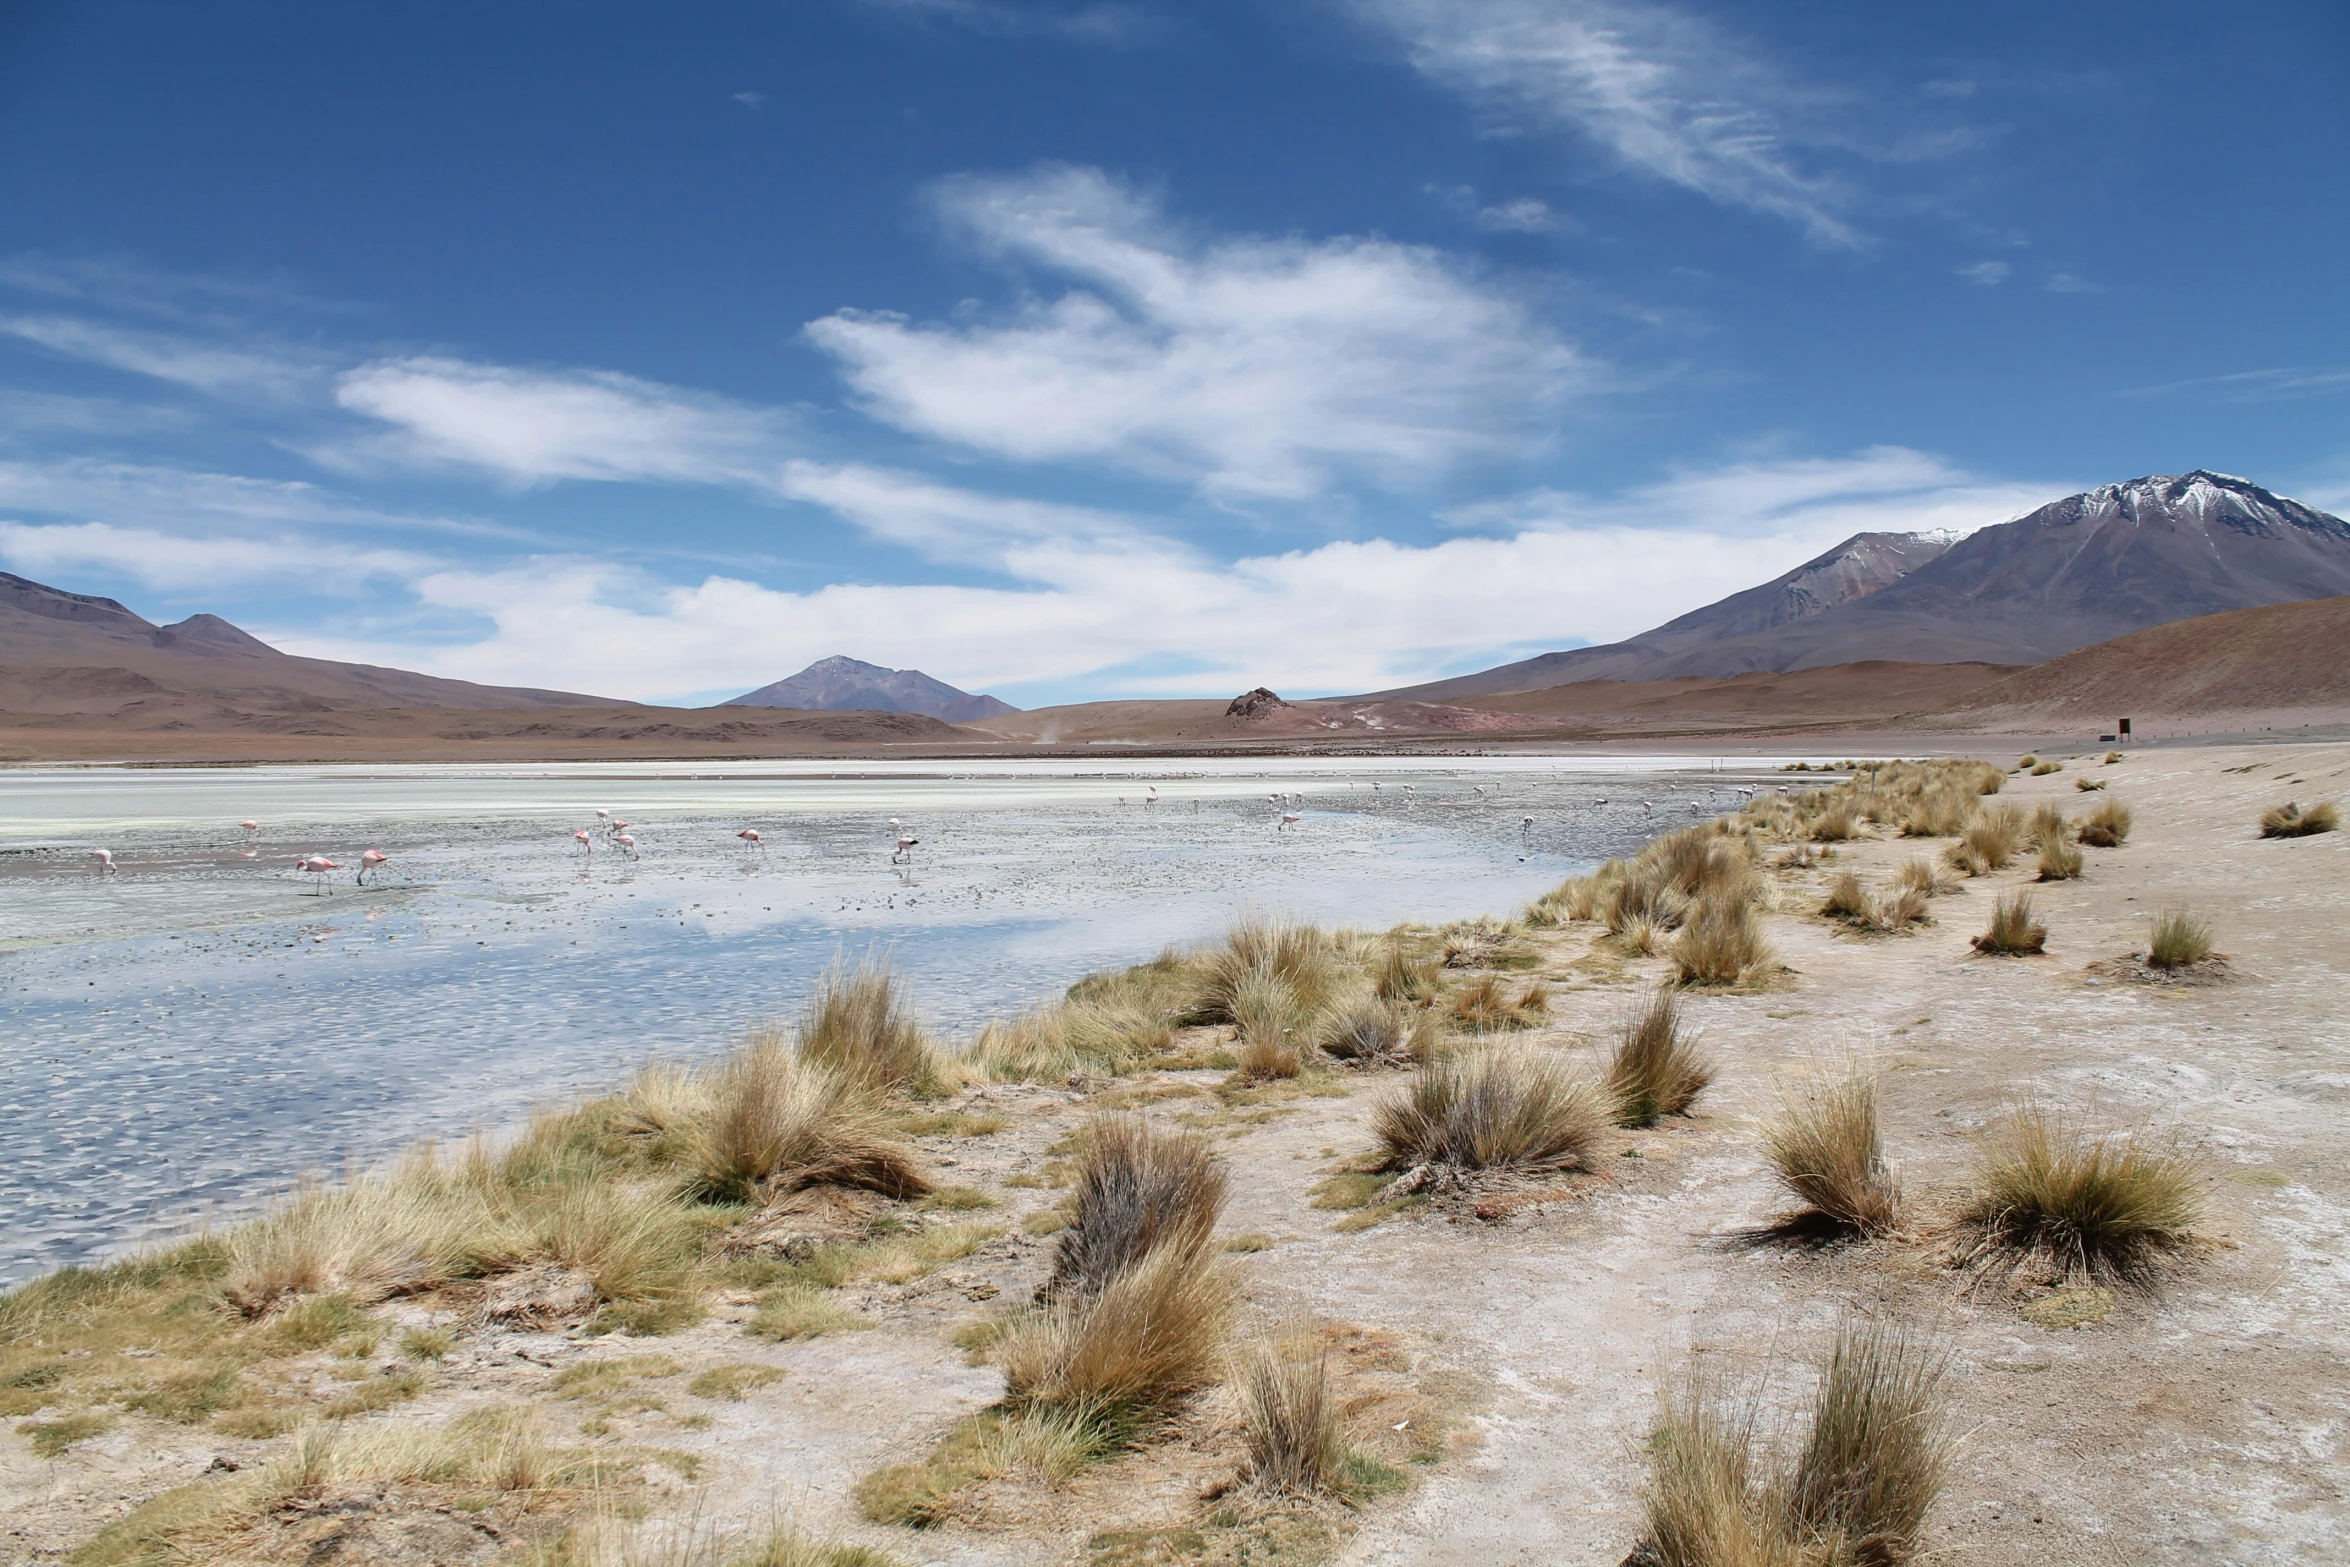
1,0,2344,707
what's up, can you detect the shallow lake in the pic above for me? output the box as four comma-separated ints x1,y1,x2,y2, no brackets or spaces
0,753,1800,1285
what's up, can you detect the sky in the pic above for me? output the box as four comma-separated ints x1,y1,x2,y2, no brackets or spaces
0,0,2345,708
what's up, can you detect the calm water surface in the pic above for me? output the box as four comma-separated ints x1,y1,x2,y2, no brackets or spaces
0,754,1796,1285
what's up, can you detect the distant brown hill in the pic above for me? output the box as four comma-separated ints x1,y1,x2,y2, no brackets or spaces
1390,471,2350,699
0,572,610,715
1916,595,2350,733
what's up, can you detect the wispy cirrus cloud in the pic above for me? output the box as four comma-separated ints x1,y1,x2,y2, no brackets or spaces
2117,366,2350,404
0,519,432,591
0,313,327,399
857,0,1169,48
1341,0,1864,246
328,357,796,487
806,164,1587,501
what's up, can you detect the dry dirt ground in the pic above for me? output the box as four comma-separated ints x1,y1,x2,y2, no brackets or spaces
4,742,2346,1565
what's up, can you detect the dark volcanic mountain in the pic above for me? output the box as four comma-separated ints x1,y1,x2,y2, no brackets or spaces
0,572,607,713
1393,472,2350,700
725,655,1018,723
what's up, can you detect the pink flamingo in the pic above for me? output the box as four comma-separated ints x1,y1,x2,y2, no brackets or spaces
595,808,610,825
357,849,388,885
573,829,594,859
296,854,339,894
91,849,117,874
892,831,920,864
1278,812,1301,831
239,819,259,838
614,832,638,861
609,818,629,836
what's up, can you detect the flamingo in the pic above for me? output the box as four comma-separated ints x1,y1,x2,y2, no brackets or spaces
1278,811,1301,831
614,832,639,861
608,817,630,836
296,854,339,894
738,828,763,849
1641,800,1654,813
892,831,920,864
595,808,610,824
1371,780,1381,791
1522,816,1534,832
239,819,259,838
91,848,117,874
357,849,388,885
573,829,594,859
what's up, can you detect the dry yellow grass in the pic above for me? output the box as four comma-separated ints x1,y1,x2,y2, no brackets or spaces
1047,1116,1226,1299
1371,1045,1606,1175
1605,987,1715,1127
2036,832,2084,881
2259,800,2339,838
1239,1328,1343,1496
2077,798,2134,847
1971,892,2048,956
2145,907,2214,968
1955,1107,2202,1280
682,1034,929,1204
1637,1315,1949,1567
1760,1064,1900,1236
1673,897,1774,986
798,960,941,1095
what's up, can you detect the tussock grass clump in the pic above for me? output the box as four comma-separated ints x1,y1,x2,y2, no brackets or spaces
1321,998,1434,1065
2074,775,2107,791
1635,1315,1950,1567
1819,871,1871,923
968,997,1176,1083
2076,798,2133,847
2035,832,2083,881
1239,1329,1343,1495
1672,898,1774,987
2144,907,2214,968
1446,973,1549,1032
1761,1065,1899,1236
1605,987,1714,1127
798,960,941,1095
2104,749,2123,764
1196,918,1339,1026
2030,759,2062,775
2027,802,2068,846
1371,939,1439,1004
1955,1107,2202,1281
1971,892,2047,956
999,1238,1236,1414
1893,857,1946,898
1370,1046,1606,1175
1047,1117,1226,1300
1943,806,2022,875
2260,800,2339,838
1811,808,1858,843
683,1034,929,1204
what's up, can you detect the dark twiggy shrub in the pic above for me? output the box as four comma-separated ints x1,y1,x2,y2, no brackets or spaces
1047,1117,1226,1299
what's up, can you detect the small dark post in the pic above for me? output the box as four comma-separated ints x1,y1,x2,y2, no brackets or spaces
2118,717,2133,738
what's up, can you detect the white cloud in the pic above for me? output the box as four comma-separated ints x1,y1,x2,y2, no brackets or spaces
805,164,1586,500
1343,0,1861,245
0,313,322,398
0,520,431,591
1956,260,2010,285
858,0,1166,47
330,357,794,486
2044,271,2101,295
0,455,525,541
283,449,2067,703
1477,197,1564,233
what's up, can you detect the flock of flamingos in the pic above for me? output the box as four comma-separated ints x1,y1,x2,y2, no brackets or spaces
78,778,1743,894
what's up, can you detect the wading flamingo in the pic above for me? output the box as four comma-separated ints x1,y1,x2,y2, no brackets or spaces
91,849,116,874
892,830,920,864
738,828,764,851
573,829,594,859
1278,812,1301,831
296,854,339,894
614,833,639,861
358,849,388,885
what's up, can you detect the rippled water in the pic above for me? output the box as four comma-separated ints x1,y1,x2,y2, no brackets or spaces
0,754,1789,1285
